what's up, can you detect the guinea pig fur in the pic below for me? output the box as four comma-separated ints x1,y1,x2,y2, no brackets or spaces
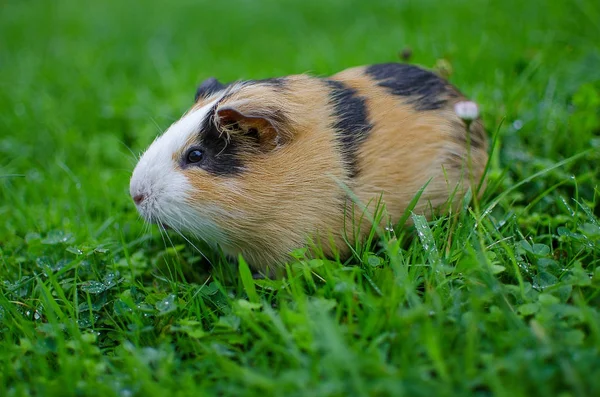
130,63,488,273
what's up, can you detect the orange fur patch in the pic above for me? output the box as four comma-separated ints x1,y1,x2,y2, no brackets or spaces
177,66,488,271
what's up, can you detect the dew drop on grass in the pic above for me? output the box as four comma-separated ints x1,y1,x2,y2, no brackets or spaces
77,318,93,328
120,389,134,397
103,272,122,288
36,257,70,273
81,280,107,294
81,331,98,344
113,300,133,316
156,294,177,315
411,214,440,266
77,314,99,328
54,259,70,272
94,247,109,257
512,120,523,130
136,303,154,313
41,230,74,245
533,271,559,290
36,257,53,272
66,246,84,255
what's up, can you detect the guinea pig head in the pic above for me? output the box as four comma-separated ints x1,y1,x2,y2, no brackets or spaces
129,82,297,251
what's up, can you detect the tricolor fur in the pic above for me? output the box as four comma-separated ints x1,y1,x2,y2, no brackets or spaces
130,63,488,272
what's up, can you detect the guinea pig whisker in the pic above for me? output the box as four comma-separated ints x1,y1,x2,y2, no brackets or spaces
149,116,166,135
118,140,140,164
156,221,170,250
154,206,212,265
141,219,151,239
171,227,213,266
161,224,179,254
155,213,183,260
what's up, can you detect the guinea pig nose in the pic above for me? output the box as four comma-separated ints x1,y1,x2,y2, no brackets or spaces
133,194,145,205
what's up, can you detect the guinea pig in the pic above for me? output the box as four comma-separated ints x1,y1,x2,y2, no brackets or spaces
129,63,488,273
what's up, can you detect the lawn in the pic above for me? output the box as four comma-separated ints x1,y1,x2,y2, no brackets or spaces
1,0,599,395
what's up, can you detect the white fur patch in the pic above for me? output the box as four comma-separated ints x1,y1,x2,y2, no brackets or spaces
130,99,228,244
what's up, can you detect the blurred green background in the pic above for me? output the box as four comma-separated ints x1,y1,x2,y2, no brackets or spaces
1,0,598,223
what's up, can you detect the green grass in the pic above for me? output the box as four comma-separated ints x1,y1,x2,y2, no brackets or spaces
1,0,600,395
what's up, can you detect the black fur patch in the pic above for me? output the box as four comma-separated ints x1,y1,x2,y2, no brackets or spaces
325,79,372,177
366,63,456,110
182,106,245,176
195,77,228,102
188,77,290,175
207,77,288,105
245,77,287,89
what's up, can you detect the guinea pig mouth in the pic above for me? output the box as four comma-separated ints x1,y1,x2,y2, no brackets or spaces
160,223,171,230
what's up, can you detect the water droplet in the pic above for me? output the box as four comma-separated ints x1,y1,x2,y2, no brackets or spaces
113,300,133,316
41,231,74,245
120,389,134,397
412,214,441,266
81,280,107,294
156,294,178,315
36,257,53,272
512,120,523,130
26,169,42,181
136,303,154,313
103,272,121,288
66,246,84,255
54,259,70,272
77,318,93,328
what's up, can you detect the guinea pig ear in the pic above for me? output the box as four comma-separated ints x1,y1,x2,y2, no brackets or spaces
216,106,291,151
195,77,227,102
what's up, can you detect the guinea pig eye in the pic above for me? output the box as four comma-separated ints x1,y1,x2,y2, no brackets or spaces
185,148,204,164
